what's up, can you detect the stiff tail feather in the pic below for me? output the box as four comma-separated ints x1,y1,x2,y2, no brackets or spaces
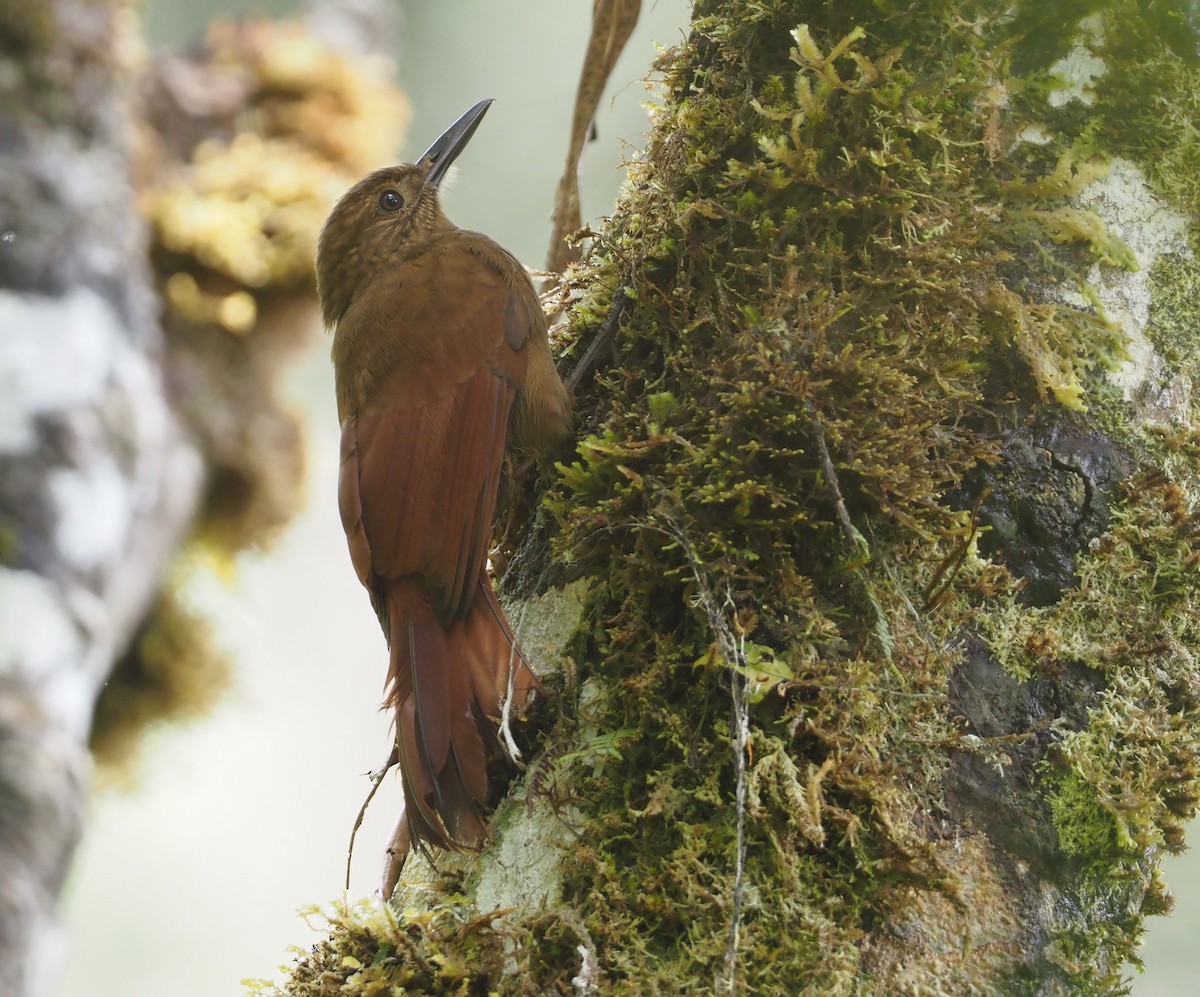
384,575,538,851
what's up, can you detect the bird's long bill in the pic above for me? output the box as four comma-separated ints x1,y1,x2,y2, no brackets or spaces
419,99,494,189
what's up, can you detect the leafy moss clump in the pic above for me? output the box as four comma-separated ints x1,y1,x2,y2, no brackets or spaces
245,898,513,997
991,470,1200,862
526,0,1200,992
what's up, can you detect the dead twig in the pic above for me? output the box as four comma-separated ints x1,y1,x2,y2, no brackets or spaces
566,286,630,393
345,748,397,892
545,0,643,278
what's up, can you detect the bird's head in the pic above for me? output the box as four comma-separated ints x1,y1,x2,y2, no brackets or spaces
316,99,493,328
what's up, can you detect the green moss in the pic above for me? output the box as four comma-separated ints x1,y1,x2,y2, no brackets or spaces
245,898,514,996
994,471,1200,860
1145,254,1200,381
535,1,1200,991
1046,769,1121,858
544,7,1040,990
964,466,1200,991
1015,206,1139,270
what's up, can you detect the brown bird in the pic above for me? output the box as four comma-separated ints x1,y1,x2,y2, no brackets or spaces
316,100,571,857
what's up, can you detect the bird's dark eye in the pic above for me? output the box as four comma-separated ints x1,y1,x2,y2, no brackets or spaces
378,190,404,212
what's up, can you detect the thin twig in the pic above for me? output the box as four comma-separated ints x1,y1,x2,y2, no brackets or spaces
566,287,629,393
724,594,751,997
805,401,895,661
346,748,398,891
651,518,748,995
805,399,863,549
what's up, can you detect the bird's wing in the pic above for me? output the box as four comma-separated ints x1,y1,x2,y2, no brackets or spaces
336,247,537,626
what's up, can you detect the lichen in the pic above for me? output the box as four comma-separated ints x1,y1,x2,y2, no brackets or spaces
92,12,410,779
140,14,410,557
142,17,408,296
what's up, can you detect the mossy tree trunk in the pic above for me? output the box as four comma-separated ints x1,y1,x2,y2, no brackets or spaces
266,1,1200,994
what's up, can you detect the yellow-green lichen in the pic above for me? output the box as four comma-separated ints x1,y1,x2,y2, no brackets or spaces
141,14,410,558
149,132,342,293
100,13,409,780
143,17,409,295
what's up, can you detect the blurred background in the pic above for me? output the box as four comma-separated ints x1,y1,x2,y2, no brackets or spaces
56,1,1198,994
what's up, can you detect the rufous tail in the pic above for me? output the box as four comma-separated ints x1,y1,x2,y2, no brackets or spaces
383,574,537,851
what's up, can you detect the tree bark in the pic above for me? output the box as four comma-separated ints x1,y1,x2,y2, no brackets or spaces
0,3,405,993
0,5,202,992
273,2,1200,994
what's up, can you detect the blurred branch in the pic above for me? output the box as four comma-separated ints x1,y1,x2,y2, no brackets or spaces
0,2,406,993
544,0,641,279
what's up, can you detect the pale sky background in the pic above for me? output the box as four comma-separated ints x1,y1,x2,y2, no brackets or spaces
57,2,1198,995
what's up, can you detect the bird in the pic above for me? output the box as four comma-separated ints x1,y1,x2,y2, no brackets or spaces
315,100,571,859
